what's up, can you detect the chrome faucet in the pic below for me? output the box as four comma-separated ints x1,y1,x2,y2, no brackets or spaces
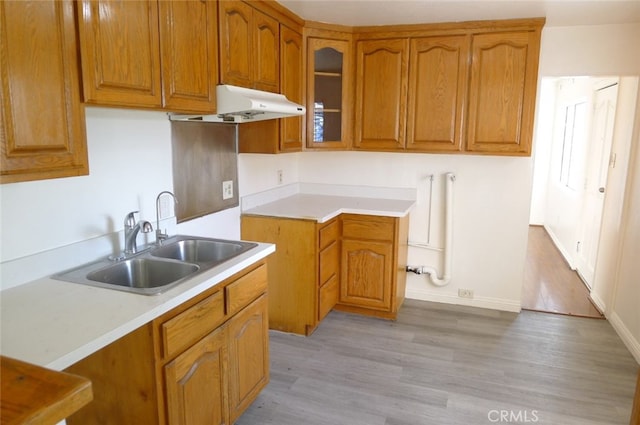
155,191,178,245
124,211,153,255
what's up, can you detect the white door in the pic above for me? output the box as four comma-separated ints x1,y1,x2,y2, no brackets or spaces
575,83,618,288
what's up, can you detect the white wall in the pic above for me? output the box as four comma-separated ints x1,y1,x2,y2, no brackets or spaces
610,116,640,363
539,23,640,76
0,107,241,289
529,78,557,225
297,152,532,311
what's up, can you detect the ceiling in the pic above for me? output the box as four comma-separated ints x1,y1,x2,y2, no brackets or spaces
276,0,640,27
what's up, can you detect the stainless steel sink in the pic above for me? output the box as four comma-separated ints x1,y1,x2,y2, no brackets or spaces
150,238,257,265
52,235,258,295
86,258,199,289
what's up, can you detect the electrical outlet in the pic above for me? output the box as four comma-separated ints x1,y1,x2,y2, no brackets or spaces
277,170,283,185
458,289,474,299
222,180,233,200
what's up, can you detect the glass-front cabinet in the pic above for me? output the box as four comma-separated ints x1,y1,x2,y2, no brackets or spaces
306,37,352,149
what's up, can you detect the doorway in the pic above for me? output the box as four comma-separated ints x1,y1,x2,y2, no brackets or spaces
527,76,638,316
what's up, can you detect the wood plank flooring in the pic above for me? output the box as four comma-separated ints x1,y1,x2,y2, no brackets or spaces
237,300,638,425
523,226,603,318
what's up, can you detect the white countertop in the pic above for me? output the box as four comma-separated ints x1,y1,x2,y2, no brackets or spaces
242,193,415,222
0,242,275,371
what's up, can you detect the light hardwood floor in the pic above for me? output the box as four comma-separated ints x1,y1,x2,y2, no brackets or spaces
523,226,603,318
237,299,638,425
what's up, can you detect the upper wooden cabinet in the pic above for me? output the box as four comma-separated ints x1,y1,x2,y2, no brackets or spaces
1,0,88,184
354,38,409,151
353,18,542,155
219,1,279,92
159,0,219,112
77,0,162,107
237,23,303,154
77,0,218,113
279,25,304,152
466,31,540,155
406,35,469,152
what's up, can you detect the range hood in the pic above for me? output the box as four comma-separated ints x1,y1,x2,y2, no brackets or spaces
169,84,306,123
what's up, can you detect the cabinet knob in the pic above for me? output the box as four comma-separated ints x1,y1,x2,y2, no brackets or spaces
599,187,605,193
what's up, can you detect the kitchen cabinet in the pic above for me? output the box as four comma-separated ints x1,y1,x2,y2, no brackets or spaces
466,30,540,155
66,261,269,425
164,327,228,425
219,0,279,92
318,219,341,321
241,216,318,335
0,0,88,184
306,33,353,150
241,212,408,330
338,214,409,319
279,25,305,152
351,18,542,155
406,35,469,152
354,38,409,151
240,216,340,335
77,0,218,112
227,295,269,424
237,23,303,154
159,0,219,112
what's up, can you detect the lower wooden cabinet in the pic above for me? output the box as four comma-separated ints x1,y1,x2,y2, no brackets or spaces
66,261,269,425
164,327,228,425
241,212,409,332
227,295,269,423
337,214,409,319
241,215,335,335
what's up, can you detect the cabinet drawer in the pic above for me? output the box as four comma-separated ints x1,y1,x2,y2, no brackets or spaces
342,216,395,241
318,274,339,321
319,240,339,285
319,219,339,250
226,264,268,317
161,290,225,359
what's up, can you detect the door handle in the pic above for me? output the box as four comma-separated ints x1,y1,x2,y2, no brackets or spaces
599,187,605,193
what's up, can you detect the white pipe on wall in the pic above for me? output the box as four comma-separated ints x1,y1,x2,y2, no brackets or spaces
407,172,455,287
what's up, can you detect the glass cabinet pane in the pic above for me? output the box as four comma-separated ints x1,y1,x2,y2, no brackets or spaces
313,47,343,143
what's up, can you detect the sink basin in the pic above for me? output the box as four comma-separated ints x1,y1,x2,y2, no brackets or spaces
86,258,199,289
51,235,259,295
151,239,256,265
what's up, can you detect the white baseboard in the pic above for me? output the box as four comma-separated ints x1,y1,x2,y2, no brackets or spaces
609,312,640,364
543,225,576,270
589,291,607,314
405,288,522,313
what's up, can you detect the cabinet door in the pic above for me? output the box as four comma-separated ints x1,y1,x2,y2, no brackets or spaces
159,0,218,113
354,38,409,150
466,31,540,155
279,25,304,152
0,0,88,184
306,37,352,149
165,327,228,425
252,8,279,92
406,36,469,152
227,294,269,423
340,239,393,311
218,0,253,88
77,0,162,107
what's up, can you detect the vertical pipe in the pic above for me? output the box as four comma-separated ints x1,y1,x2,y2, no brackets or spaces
421,172,455,286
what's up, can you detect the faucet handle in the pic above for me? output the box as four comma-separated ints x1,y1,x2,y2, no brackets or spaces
124,211,139,228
